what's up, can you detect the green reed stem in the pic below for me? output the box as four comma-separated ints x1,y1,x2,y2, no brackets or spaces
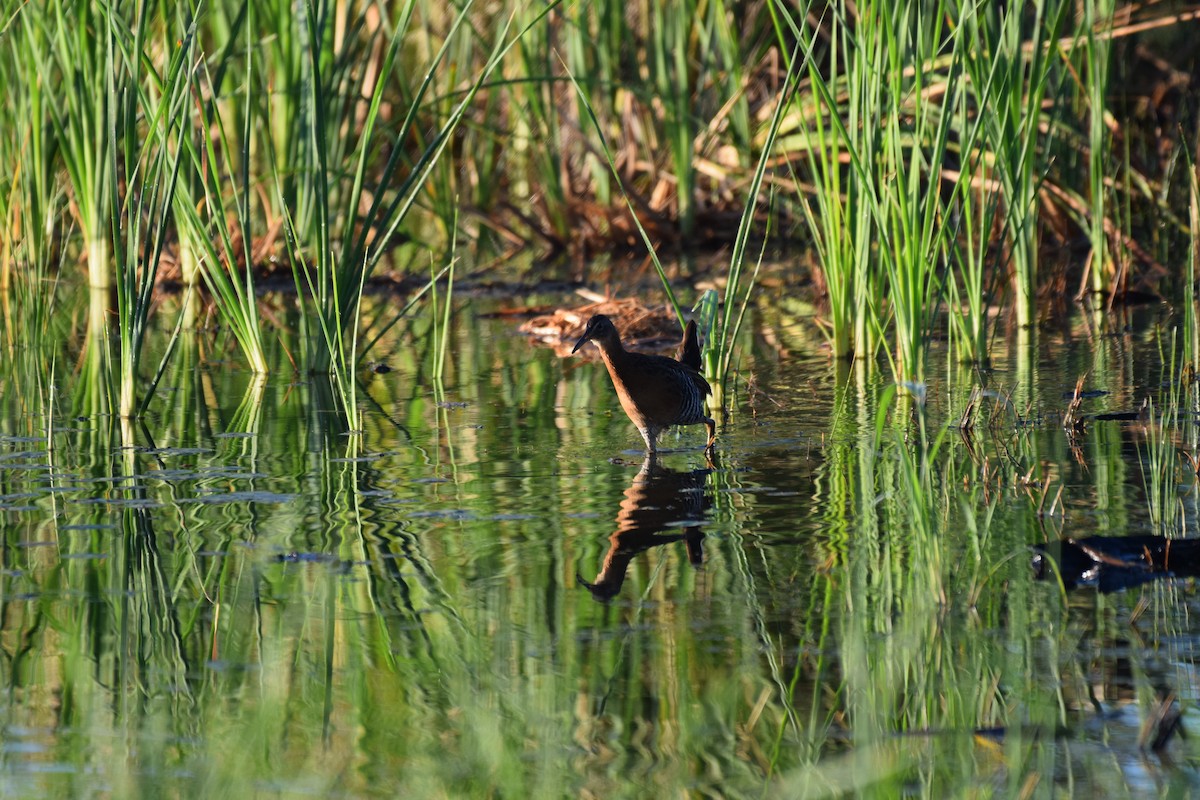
707,45,805,411
962,0,1069,328
1085,0,1116,297
108,1,196,418
772,0,887,362
277,0,555,425
38,0,113,289
432,218,457,386
175,30,269,373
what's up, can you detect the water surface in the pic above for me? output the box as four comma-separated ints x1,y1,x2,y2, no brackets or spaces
0,298,1197,797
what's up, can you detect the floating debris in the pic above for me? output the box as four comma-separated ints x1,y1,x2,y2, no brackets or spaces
518,291,688,359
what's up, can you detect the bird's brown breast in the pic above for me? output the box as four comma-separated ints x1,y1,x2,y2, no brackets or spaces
601,349,708,428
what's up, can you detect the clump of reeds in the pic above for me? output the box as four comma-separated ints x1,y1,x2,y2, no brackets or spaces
0,0,1193,409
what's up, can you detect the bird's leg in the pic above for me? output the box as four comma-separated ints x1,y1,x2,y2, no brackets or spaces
640,427,658,455
703,418,716,454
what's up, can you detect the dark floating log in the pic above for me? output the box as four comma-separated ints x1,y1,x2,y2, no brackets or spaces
1033,535,1200,593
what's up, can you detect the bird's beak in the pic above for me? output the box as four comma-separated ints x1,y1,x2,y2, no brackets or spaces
571,330,592,354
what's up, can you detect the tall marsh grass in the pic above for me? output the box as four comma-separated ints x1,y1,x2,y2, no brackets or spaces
175,58,270,372
36,0,114,290
774,0,1140,376
0,10,62,358
276,0,553,423
1083,0,1117,297
0,0,1190,399
109,5,196,419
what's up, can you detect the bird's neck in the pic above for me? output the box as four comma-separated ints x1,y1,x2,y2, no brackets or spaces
593,336,626,365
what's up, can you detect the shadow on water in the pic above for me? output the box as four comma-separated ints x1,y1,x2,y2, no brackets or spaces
576,454,712,601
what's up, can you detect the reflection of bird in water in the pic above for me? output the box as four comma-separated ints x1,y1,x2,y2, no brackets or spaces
578,455,713,601
572,314,716,455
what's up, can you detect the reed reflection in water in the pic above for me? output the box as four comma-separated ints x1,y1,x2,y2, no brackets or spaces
577,455,713,601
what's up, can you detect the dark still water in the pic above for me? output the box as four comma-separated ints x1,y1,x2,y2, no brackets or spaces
0,297,1197,797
